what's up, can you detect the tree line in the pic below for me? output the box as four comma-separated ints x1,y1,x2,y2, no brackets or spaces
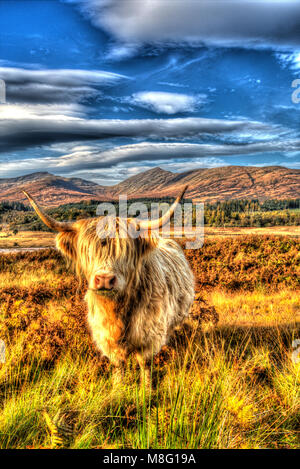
0,198,299,232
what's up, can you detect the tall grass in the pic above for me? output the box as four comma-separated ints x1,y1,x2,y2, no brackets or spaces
0,237,299,449
1,325,298,449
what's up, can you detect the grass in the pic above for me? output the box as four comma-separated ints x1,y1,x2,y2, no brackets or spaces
0,230,55,249
0,225,299,249
203,225,300,238
0,237,299,449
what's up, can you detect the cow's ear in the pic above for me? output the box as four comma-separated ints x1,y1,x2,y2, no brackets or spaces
56,231,77,261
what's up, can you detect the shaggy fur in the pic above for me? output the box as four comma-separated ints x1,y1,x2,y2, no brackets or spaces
57,216,195,369
22,189,194,377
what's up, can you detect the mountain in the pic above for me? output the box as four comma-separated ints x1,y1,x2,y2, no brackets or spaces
159,166,300,202
0,172,106,206
0,166,299,207
109,167,175,197
108,165,300,202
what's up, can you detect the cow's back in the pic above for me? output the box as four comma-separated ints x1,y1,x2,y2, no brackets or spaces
127,238,194,357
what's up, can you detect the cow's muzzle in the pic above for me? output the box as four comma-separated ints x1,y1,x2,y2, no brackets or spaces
93,274,117,291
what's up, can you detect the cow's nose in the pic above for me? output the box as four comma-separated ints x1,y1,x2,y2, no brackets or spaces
94,274,117,290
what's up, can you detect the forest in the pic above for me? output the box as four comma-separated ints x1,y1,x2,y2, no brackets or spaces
0,198,299,232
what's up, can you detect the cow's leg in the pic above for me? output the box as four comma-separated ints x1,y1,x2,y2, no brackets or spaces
135,352,151,387
111,345,129,388
112,360,127,387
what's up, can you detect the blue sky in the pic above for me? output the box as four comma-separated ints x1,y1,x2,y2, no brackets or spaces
0,0,299,184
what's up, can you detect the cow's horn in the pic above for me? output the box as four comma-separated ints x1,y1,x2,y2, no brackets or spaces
137,185,188,231
22,191,74,232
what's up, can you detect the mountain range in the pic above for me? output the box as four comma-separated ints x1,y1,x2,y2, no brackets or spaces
0,166,299,207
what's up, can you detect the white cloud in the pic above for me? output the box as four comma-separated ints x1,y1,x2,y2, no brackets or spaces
73,158,227,185
0,103,273,152
159,158,227,173
1,140,299,179
70,0,300,50
0,67,127,87
277,52,300,72
0,67,129,104
131,91,203,114
105,43,140,61
0,103,85,120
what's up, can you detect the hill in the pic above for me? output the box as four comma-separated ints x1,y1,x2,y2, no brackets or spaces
0,165,299,206
0,172,106,207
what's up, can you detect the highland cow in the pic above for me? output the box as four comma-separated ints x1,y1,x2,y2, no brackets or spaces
23,188,194,382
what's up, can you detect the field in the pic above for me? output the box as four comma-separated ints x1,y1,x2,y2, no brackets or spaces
0,236,299,449
0,230,55,249
0,225,299,250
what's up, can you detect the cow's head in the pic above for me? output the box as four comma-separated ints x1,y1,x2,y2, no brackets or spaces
23,187,187,297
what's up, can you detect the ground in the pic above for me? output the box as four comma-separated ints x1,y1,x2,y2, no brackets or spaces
0,230,55,249
0,225,299,249
0,235,299,449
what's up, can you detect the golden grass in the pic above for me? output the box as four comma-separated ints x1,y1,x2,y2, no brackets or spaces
0,230,55,249
204,225,300,238
0,225,299,250
0,238,299,449
210,290,300,326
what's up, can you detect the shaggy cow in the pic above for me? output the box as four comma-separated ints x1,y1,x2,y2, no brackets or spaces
23,188,194,382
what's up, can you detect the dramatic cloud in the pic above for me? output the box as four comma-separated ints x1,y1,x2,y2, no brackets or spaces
69,0,300,50
1,1,299,181
0,104,273,152
46,158,228,185
1,140,299,179
0,67,129,104
66,141,300,172
276,52,300,72
131,91,203,115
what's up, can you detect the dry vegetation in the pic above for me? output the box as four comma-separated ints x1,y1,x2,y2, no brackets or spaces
0,230,55,249
0,236,299,449
0,226,299,250
204,225,300,238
